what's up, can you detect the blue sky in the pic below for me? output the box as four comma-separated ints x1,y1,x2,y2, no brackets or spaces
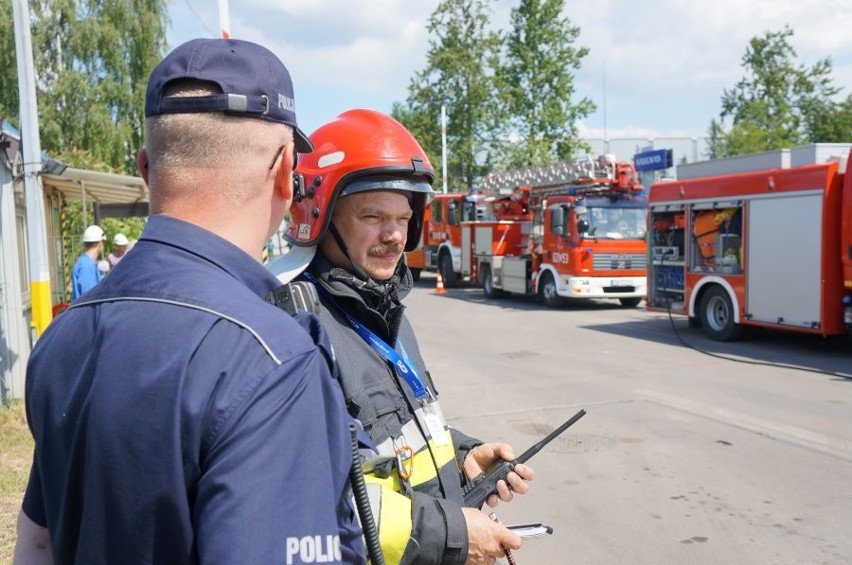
165,0,852,147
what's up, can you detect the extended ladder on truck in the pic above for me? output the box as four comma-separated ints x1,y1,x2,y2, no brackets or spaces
480,154,642,195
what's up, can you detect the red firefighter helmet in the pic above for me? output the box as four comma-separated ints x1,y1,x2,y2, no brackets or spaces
270,109,434,282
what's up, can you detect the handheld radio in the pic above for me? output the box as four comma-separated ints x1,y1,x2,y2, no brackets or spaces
463,408,587,508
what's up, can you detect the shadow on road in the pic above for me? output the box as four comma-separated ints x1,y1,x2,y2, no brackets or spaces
582,311,852,382
413,271,852,381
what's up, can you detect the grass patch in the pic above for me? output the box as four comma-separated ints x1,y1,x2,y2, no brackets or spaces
0,400,33,563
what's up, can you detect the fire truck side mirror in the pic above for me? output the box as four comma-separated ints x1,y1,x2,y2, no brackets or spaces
550,205,566,236
447,201,459,226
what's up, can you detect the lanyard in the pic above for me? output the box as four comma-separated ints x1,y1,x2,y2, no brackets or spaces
301,272,430,400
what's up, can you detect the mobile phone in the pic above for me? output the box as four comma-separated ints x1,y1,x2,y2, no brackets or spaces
505,522,553,537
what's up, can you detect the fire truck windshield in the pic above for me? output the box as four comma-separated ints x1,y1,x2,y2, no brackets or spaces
584,206,646,239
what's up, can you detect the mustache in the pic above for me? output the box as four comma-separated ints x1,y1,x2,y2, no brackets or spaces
368,243,404,256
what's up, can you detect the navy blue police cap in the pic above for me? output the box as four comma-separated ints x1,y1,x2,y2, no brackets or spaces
145,38,313,153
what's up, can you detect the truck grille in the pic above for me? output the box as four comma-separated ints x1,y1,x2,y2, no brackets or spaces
592,253,645,270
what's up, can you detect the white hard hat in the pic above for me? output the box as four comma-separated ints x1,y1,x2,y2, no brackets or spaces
82,225,106,243
113,233,129,246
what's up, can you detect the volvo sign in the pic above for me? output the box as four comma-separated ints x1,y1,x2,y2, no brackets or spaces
634,148,673,172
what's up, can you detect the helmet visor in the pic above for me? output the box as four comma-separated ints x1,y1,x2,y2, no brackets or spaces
339,175,433,209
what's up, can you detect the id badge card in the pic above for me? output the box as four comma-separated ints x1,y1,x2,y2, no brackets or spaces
421,399,449,446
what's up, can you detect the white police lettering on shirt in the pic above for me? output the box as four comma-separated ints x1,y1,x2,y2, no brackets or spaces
285,535,341,564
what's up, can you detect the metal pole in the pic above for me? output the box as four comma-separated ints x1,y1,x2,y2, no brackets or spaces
13,0,53,339
80,182,87,225
602,62,607,143
441,105,448,194
218,0,230,38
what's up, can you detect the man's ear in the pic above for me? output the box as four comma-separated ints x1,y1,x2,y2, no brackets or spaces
136,148,149,183
274,143,294,201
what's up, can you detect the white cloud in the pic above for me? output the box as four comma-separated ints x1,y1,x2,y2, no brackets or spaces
564,0,852,137
167,0,852,140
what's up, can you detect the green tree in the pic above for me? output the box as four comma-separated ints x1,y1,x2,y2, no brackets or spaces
0,0,19,124
1,0,168,174
394,0,501,192
800,94,852,143
497,0,595,168
714,26,847,157
706,118,725,159
391,102,444,186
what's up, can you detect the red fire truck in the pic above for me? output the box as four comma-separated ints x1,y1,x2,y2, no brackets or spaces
406,155,648,307
647,144,852,340
464,155,648,307
404,191,497,284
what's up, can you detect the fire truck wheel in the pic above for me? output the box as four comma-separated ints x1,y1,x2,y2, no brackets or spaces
439,252,458,288
537,271,564,308
410,268,421,282
618,297,642,308
481,265,503,299
699,285,745,341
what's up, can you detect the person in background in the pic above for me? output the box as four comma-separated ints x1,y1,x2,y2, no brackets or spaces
15,38,364,564
108,233,130,268
269,109,534,565
71,224,105,299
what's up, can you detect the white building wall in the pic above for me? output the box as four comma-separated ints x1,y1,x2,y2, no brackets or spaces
0,159,31,400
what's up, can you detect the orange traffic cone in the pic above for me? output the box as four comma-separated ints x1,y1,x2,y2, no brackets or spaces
434,272,446,295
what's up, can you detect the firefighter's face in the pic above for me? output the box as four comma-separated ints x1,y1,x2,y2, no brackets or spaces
321,190,412,281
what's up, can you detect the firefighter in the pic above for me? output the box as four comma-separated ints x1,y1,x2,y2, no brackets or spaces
269,109,534,564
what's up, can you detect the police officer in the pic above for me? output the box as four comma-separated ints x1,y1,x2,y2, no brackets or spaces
270,109,534,564
15,39,365,564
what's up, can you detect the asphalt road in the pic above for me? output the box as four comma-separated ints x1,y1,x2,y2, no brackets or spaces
404,273,852,565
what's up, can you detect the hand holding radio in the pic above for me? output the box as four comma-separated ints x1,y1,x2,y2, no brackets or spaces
463,409,587,508
463,443,535,506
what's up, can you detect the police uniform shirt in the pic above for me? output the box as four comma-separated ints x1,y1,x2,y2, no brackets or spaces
22,215,364,564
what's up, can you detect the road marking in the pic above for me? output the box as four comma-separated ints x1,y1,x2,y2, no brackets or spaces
635,388,852,463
